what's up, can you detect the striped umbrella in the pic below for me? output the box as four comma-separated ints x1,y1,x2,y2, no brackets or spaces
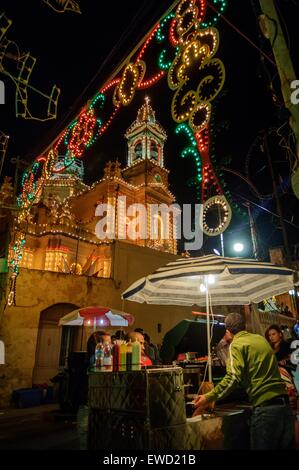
58,306,134,327
122,254,295,382
122,254,295,306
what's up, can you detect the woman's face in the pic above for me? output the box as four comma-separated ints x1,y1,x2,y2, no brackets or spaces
268,329,282,345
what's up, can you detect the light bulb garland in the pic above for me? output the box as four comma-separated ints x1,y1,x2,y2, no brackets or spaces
156,13,175,42
7,232,26,306
201,0,227,29
175,123,202,200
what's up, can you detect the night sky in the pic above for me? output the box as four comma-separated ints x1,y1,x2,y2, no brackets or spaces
1,0,299,259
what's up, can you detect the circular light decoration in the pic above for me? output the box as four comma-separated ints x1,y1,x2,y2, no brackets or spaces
202,195,232,236
113,61,146,107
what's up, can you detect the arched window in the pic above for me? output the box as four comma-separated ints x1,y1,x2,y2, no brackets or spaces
150,141,159,161
133,142,143,161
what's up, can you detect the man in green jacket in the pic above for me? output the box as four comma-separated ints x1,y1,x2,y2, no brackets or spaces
193,312,294,449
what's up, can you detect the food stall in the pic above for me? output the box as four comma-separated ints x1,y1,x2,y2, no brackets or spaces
87,319,251,450
87,367,250,450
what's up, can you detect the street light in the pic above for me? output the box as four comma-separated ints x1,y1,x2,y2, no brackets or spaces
233,242,244,253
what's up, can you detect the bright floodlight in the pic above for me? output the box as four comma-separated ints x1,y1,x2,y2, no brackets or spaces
233,242,244,253
199,283,206,293
207,274,215,284
213,248,221,256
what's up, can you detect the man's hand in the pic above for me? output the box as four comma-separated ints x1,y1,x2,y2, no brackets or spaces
192,394,208,415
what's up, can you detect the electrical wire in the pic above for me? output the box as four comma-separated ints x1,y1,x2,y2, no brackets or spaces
206,0,276,66
232,191,299,230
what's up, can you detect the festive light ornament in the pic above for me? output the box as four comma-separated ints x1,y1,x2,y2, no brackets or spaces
18,161,41,208
175,123,202,197
201,0,227,29
43,148,58,179
113,61,146,107
168,27,225,133
68,108,97,158
156,12,175,42
0,13,60,121
202,195,232,236
174,0,207,46
7,232,26,306
42,0,81,14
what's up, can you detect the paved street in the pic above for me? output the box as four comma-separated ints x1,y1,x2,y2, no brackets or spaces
0,404,80,450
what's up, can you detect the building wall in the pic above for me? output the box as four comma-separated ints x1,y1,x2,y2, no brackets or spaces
0,241,193,407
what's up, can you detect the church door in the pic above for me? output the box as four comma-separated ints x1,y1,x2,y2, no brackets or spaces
33,303,79,384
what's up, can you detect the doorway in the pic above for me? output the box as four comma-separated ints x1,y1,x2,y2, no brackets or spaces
33,303,79,385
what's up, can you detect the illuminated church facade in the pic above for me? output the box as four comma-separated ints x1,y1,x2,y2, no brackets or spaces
16,100,177,278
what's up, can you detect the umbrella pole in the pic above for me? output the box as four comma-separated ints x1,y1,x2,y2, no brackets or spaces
205,278,212,383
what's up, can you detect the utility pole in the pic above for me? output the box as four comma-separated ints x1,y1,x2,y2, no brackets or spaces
259,0,299,199
263,132,291,263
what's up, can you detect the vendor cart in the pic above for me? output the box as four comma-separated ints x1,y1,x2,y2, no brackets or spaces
87,366,250,450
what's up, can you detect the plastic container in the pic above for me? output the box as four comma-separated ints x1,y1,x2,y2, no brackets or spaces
120,343,127,371
103,343,112,370
132,341,141,371
95,342,104,368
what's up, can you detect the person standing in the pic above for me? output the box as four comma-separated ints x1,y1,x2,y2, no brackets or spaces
265,324,298,409
265,324,291,365
193,312,295,450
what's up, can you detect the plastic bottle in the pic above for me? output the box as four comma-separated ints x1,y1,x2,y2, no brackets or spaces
112,343,120,372
132,341,141,371
103,342,112,370
120,343,127,371
126,342,133,371
95,342,104,368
